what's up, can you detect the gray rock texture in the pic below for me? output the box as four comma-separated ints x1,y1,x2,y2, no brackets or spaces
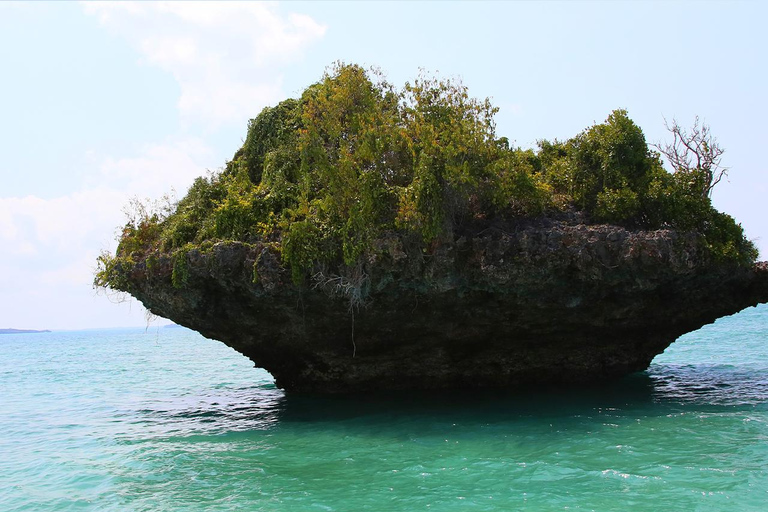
116,217,768,393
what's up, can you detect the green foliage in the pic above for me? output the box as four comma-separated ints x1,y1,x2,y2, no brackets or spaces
241,99,301,183
171,245,192,288
282,218,326,284
539,109,654,223
702,210,758,264
642,166,710,230
162,175,225,249
296,64,401,264
94,250,127,291
212,168,260,239
595,187,640,224
96,65,757,294
396,72,501,237
535,109,756,263
94,197,166,291
491,149,552,216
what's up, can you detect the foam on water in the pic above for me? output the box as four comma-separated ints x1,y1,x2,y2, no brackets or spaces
1,305,767,511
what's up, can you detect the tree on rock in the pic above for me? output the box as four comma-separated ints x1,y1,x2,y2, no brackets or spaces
655,116,727,199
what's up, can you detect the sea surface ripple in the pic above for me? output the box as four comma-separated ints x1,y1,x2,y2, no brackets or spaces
1,305,767,511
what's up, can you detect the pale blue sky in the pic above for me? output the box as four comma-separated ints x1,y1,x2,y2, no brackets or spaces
1,1,766,329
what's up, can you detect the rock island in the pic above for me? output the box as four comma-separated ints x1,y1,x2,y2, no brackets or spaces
96,64,768,393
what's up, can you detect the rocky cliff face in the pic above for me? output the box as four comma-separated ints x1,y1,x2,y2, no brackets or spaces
116,217,768,393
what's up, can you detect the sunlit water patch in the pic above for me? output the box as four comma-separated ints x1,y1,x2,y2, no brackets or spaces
1,305,767,511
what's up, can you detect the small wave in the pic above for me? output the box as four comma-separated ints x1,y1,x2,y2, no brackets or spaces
647,363,768,406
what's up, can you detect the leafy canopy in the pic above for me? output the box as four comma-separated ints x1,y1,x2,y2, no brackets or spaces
96,63,757,290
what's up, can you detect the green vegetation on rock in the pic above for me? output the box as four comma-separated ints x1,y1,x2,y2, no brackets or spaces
95,63,757,290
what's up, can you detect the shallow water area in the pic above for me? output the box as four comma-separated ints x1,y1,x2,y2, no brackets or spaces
1,305,767,511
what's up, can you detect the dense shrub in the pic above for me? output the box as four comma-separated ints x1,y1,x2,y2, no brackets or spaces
95,64,757,290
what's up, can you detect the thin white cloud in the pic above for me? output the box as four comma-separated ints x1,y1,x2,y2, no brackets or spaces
0,190,121,327
0,190,120,258
93,137,215,196
82,1,326,127
1,136,216,258
2,2,326,328
38,253,100,288
0,136,219,327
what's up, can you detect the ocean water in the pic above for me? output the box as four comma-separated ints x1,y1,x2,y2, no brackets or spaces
1,306,767,511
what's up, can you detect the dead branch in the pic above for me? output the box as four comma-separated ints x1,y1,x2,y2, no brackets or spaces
654,116,727,198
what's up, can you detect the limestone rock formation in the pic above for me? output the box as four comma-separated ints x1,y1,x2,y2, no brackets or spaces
115,216,768,393
98,65,767,393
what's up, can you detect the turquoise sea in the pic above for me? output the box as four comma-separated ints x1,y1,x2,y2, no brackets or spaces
1,305,767,511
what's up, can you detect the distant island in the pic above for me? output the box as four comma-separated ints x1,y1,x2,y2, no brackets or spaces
0,328,51,334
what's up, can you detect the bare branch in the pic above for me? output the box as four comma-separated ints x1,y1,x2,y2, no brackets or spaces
653,116,728,198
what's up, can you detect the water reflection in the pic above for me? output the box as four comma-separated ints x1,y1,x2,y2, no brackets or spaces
647,363,768,406
127,362,768,438
275,362,768,423
122,384,286,437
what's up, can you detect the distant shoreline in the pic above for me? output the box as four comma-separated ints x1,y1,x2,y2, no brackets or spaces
0,328,51,334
